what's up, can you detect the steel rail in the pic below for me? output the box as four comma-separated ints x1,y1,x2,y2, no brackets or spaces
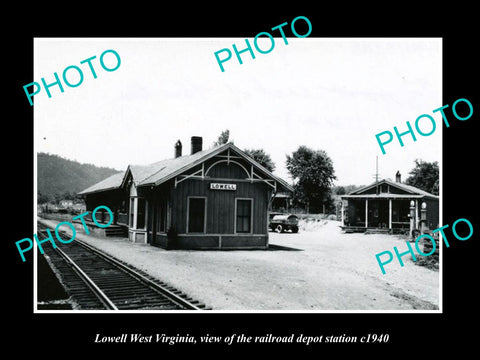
72,238,203,310
37,220,205,310
53,245,118,310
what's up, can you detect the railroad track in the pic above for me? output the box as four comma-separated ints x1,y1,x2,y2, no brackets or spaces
37,222,209,310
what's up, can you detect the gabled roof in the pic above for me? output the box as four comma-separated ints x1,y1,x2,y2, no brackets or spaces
137,144,227,187
138,142,293,192
78,142,293,195
341,179,438,200
77,171,125,195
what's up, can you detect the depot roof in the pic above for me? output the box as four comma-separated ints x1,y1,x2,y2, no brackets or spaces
341,179,438,200
77,171,125,195
78,142,293,195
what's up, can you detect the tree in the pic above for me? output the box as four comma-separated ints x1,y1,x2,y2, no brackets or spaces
405,159,439,195
286,146,337,213
334,184,364,195
213,129,231,147
243,148,275,172
38,191,53,204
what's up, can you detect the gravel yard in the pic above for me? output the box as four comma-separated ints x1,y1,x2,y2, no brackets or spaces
38,218,440,311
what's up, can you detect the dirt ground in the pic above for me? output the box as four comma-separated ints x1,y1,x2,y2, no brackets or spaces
37,218,440,311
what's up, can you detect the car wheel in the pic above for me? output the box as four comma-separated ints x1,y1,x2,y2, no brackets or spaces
275,224,284,233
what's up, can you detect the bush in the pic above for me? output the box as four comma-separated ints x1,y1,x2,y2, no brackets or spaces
415,255,439,271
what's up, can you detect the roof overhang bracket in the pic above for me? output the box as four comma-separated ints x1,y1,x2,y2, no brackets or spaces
174,164,205,188
252,169,276,190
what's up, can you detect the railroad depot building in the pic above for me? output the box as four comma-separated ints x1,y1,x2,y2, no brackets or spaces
340,171,439,234
78,137,293,250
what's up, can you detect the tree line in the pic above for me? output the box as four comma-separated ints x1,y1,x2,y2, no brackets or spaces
37,152,120,204
214,130,439,214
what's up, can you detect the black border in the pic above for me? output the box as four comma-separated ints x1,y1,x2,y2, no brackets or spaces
6,5,478,354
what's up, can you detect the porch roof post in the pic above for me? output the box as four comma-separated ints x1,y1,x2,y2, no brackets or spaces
341,201,345,225
389,199,392,229
415,199,419,230
365,199,368,228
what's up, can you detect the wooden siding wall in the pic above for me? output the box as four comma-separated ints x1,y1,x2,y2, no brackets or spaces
206,161,249,179
147,196,155,241
359,184,411,195
388,186,411,195
142,185,170,241
141,154,276,248
345,199,362,226
85,189,127,214
170,179,269,235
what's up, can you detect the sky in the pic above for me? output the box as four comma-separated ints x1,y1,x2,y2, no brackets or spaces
34,37,442,187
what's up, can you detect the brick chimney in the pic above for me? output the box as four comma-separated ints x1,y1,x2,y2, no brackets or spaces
191,136,203,155
174,140,182,158
396,171,401,183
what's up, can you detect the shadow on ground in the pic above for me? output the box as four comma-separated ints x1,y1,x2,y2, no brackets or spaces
267,244,303,251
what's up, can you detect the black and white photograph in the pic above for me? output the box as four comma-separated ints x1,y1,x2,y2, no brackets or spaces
33,37,442,312
7,6,478,355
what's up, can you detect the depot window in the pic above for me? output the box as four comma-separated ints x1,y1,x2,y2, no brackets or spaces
236,198,253,233
187,197,206,233
157,200,167,233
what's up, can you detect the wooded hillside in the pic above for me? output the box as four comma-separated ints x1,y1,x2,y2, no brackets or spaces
37,152,121,203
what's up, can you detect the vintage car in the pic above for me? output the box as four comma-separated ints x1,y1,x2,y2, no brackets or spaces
269,213,299,233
